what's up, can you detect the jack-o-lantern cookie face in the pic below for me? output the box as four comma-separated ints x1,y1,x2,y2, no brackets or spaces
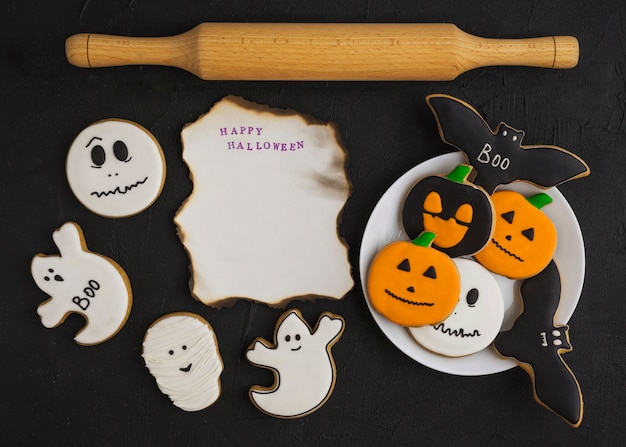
367,232,460,327
402,165,494,258
474,191,556,279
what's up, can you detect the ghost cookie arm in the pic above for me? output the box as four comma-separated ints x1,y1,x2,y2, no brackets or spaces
37,298,72,328
316,313,345,345
53,222,88,257
246,339,278,368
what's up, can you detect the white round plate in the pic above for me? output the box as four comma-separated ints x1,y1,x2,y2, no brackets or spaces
359,152,585,376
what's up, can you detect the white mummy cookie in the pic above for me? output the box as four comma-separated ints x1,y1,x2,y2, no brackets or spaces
142,312,224,412
408,258,504,357
246,309,345,418
31,222,132,345
66,119,166,217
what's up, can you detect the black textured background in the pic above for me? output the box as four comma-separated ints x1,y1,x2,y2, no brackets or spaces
1,1,624,445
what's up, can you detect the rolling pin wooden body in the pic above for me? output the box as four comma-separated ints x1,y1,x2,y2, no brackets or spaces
65,23,578,81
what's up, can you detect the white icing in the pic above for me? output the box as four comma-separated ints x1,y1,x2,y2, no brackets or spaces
175,96,353,306
31,222,132,345
408,258,504,357
142,313,223,412
477,144,511,171
246,310,344,418
66,119,166,218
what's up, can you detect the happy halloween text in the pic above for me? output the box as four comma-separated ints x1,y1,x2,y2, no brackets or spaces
219,126,304,152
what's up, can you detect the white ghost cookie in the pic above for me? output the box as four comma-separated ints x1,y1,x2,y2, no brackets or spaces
66,119,166,218
142,312,224,412
246,309,345,418
31,222,132,345
408,258,504,357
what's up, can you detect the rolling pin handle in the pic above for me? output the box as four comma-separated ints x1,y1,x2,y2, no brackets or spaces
552,36,579,69
66,33,91,68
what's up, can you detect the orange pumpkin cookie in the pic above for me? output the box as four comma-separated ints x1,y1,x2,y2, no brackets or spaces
367,232,460,327
474,191,556,279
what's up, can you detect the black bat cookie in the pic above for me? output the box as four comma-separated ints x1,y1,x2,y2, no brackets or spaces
494,260,583,427
426,94,590,194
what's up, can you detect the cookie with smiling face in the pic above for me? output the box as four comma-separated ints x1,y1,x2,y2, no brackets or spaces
402,164,495,258
367,231,460,327
66,119,166,218
246,309,345,418
142,312,224,412
474,191,556,279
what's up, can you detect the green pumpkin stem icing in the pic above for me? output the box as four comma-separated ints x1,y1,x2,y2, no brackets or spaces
526,192,553,210
445,164,472,183
412,231,436,247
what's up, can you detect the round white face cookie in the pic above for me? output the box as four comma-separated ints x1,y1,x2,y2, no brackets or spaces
408,258,504,357
66,119,166,218
142,313,223,412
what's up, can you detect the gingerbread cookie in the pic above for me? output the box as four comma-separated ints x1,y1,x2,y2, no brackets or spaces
494,260,583,428
66,119,166,218
426,94,589,194
142,312,224,412
367,231,460,327
474,191,556,279
246,309,344,418
31,222,132,345
402,164,494,257
408,258,504,357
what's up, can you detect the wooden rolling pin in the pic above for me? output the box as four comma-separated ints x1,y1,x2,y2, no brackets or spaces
65,23,579,81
